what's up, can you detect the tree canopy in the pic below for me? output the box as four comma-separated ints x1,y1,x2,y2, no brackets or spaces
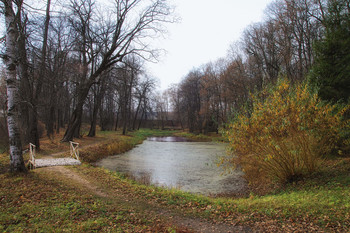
311,0,350,103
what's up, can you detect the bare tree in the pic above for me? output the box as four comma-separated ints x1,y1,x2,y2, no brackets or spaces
43,16,74,137
22,0,51,148
62,0,174,141
168,84,184,130
179,70,202,133
1,0,26,172
87,76,106,137
0,71,9,149
132,75,156,130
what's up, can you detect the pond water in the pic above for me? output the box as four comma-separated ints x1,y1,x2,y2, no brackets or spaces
96,137,247,196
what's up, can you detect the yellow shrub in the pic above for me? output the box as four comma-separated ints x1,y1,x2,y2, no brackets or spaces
223,78,348,183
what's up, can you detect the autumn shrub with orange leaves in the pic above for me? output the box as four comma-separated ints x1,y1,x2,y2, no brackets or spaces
222,78,349,184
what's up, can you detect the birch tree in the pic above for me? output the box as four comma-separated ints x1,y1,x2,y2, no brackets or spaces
1,0,26,172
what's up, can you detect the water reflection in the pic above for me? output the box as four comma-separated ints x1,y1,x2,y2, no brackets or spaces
97,137,247,196
147,136,190,142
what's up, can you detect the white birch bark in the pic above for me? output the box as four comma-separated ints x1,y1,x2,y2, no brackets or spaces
2,0,26,172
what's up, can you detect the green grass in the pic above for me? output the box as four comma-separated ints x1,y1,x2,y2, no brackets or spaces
231,185,349,225
174,131,224,142
130,128,223,142
0,129,349,231
100,153,350,230
1,153,349,231
79,161,350,231
0,170,168,232
78,136,142,163
79,129,185,163
129,128,180,138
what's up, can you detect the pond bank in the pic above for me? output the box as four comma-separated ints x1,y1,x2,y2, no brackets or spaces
78,129,222,163
96,137,247,196
0,129,348,232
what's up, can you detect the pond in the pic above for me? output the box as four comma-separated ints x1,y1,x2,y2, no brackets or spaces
96,137,247,196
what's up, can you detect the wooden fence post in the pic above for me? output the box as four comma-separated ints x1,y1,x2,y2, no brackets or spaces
28,143,36,169
69,141,80,161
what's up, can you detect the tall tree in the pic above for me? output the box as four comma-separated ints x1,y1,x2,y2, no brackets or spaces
132,75,155,130
311,0,350,102
87,74,107,137
1,0,26,172
180,70,202,133
24,0,51,147
62,0,174,141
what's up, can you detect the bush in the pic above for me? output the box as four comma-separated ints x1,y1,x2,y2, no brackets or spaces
222,78,348,184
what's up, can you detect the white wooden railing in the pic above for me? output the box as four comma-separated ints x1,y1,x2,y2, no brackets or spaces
70,141,80,161
28,143,36,169
27,142,80,169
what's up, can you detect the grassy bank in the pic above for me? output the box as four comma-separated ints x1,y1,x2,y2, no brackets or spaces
78,129,222,163
79,129,182,162
0,166,180,232
0,129,349,231
100,158,350,231
172,131,224,142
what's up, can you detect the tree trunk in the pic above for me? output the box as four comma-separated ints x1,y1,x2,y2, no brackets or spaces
62,106,83,142
88,92,101,136
115,104,121,131
3,0,26,172
56,108,61,134
88,80,106,137
62,85,89,142
16,5,36,148
137,107,145,130
132,97,142,130
122,115,127,135
46,75,57,138
122,90,129,135
88,104,98,137
46,104,56,138
24,0,51,148
178,110,184,130
29,106,40,147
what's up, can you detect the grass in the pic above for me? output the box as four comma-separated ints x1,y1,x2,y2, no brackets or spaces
78,128,185,163
78,128,222,163
173,131,224,142
113,158,350,230
69,160,350,231
0,167,175,232
0,129,349,231
129,128,180,138
78,135,142,163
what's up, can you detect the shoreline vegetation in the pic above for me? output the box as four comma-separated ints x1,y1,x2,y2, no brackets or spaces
0,129,349,232
1,0,349,231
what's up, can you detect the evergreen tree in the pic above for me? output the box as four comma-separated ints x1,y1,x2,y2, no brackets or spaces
311,0,350,103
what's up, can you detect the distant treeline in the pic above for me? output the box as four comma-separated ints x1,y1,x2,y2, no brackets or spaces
164,0,350,134
1,0,349,151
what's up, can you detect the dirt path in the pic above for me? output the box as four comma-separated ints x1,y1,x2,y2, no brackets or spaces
39,166,251,233
49,166,108,197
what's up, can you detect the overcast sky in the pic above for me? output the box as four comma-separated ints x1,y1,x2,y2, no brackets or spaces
1,0,272,89
147,0,273,90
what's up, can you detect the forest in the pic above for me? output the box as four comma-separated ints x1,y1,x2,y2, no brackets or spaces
1,0,350,172
0,0,350,171
1,0,350,231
